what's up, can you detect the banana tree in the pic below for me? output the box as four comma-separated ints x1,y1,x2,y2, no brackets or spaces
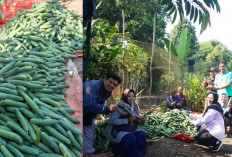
164,28,191,61
160,0,220,33
164,28,191,89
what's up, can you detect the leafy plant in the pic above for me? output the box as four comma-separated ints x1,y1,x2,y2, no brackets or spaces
184,73,207,112
161,0,221,33
86,20,123,80
87,20,150,96
118,43,150,94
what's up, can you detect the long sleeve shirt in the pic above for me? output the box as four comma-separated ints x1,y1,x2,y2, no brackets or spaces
167,95,182,109
107,102,142,143
194,108,225,140
83,79,111,126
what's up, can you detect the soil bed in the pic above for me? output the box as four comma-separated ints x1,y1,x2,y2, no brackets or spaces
146,133,232,157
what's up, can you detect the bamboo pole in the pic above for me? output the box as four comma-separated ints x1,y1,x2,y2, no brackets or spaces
122,9,125,94
149,15,156,106
168,33,172,93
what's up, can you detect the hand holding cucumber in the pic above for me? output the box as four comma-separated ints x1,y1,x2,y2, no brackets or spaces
109,104,118,112
128,116,135,123
140,116,146,124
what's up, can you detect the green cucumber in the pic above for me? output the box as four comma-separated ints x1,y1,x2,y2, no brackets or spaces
40,97,61,107
0,61,16,77
34,98,57,112
60,109,80,124
0,145,14,157
3,67,19,78
7,121,32,143
58,119,82,135
41,132,61,153
0,83,16,89
0,128,23,144
69,146,81,157
69,66,74,77
19,108,36,119
37,142,53,153
18,90,44,118
0,106,6,113
35,127,42,145
5,144,24,157
0,125,12,132
5,74,28,81
44,126,71,145
30,118,57,126
53,123,68,137
15,108,28,132
0,92,23,101
67,131,82,151
54,107,75,113
16,85,27,92
24,117,36,142
0,137,7,145
38,153,63,157
59,142,72,157
0,87,18,95
2,99,29,109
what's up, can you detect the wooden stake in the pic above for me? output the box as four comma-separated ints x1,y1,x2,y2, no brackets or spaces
149,15,156,106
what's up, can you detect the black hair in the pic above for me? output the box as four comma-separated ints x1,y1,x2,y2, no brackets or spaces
207,92,218,104
218,61,226,67
106,74,122,84
121,89,136,104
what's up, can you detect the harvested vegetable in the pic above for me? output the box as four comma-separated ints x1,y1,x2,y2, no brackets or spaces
0,0,83,156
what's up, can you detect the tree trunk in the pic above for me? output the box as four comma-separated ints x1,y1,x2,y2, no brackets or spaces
149,15,156,106
168,34,172,93
121,9,125,94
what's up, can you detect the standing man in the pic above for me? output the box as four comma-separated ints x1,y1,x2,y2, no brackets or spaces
214,61,232,99
83,74,121,155
177,86,190,110
203,67,217,95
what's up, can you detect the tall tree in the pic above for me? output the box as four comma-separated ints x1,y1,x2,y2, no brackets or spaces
95,0,168,48
171,19,199,58
161,0,221,33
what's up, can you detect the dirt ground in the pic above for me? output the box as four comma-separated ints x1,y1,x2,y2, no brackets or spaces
145,132,232,157
72,57,83,80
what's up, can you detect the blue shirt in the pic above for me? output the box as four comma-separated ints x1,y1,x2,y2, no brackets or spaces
83,79,111,126
215,71,232,96
167,95,182,109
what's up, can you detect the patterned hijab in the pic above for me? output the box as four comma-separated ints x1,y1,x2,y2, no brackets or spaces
118,89,140,118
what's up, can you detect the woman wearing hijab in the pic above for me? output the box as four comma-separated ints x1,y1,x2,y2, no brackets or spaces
107,89,147,157
188,93,225,151
218,93,228,114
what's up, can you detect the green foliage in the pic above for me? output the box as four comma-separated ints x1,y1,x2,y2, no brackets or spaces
193,40,232,75
161,0,221,33
118,43,149,93
86,20,123,80
171,19,199,59
87,20,149,94
95,0,168,47
184,73,207,112
176,28,191,61
159,72,182,93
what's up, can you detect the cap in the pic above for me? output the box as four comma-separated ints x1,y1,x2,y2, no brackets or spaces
209,67,217,72
171,89,177,93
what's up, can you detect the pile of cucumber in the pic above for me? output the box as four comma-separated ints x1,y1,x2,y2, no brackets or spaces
94,119,112,153
95,110,197,152
139,109,197,139
0,0,83,156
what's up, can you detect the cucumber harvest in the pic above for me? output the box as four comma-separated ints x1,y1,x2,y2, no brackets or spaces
0,0,83,156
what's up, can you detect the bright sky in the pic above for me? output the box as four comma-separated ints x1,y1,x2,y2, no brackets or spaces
166,0,232,50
